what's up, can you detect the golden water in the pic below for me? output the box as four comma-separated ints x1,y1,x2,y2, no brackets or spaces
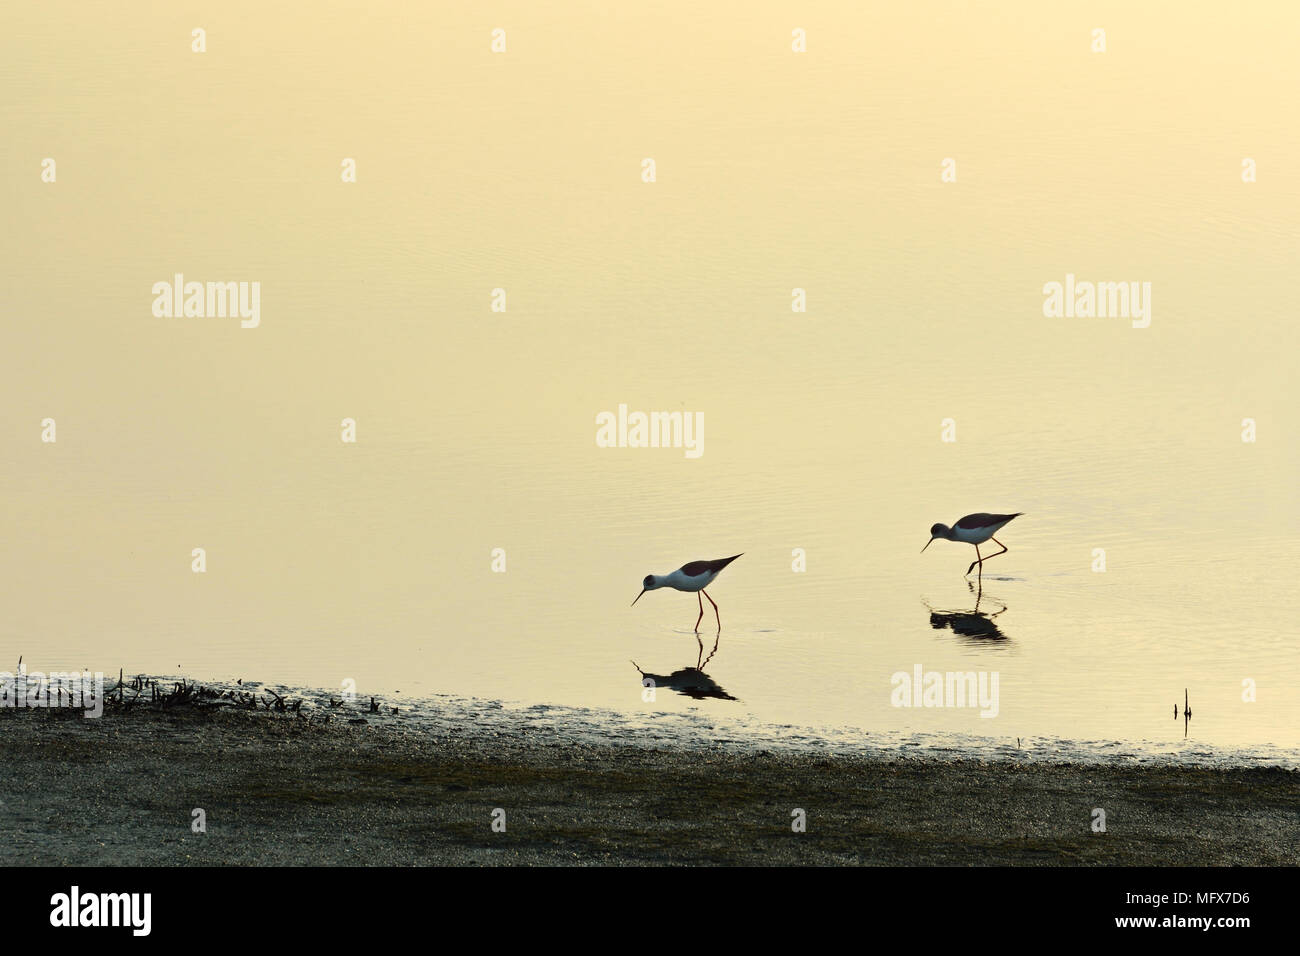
3,3,1297,757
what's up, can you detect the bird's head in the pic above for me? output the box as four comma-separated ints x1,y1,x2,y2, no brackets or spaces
921,523,950,552
631,574,660,606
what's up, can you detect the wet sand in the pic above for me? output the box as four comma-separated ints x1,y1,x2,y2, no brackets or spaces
1,703,1295,865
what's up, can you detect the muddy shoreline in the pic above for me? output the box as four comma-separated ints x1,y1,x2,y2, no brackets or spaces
1,701,1296,866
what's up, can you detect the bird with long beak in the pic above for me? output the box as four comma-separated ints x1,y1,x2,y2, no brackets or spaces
632,554,743,632
922,513,1023,579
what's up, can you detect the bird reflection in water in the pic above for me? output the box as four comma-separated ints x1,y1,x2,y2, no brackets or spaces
632,633,737,701
924,581,1009,642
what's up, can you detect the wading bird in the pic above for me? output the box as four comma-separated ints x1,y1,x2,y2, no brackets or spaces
922,513,1022,579
632,554,743,632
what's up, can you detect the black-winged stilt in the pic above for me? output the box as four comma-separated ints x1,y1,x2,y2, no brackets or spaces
632,553,743,632
922,513,1023,579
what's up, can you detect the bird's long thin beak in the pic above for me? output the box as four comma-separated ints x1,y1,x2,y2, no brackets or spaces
921,537,935,553
631,589,646,607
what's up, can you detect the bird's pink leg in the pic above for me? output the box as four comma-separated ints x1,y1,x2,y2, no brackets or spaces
702,589,721,632
694,592,704,632
966,544,982,578
968,538,1009,575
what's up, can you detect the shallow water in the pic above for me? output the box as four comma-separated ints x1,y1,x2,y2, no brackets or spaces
76,676,1300,771
3,5,1298,763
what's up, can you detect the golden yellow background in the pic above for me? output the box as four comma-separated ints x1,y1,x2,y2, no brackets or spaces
3,3,1297,755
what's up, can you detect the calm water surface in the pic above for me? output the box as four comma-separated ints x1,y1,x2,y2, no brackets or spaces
2,4,1297,760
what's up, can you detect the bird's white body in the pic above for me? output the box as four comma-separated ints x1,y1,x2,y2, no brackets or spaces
949,518,1015,545
660,568,716,592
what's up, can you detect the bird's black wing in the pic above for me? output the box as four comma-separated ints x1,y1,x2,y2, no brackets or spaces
955,513,1022,530
680,553,744,577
